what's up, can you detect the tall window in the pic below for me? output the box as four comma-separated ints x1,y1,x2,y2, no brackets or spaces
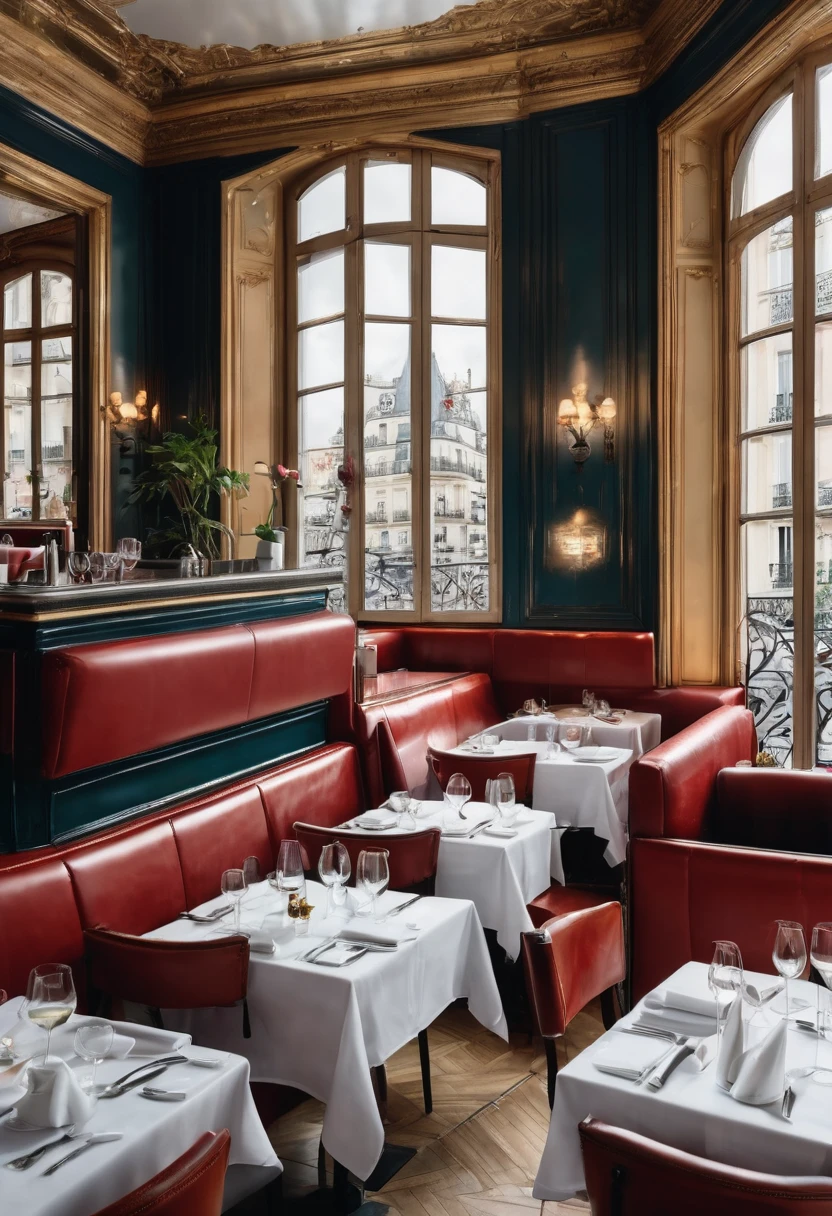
2,267,74,521
735,59,832,767
288,146,500,620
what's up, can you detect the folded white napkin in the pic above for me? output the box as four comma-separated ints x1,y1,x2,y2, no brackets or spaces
10,1014,189,1062
593,1036,668,1079
484,826,518,838
339,923,418,947
716,994,744,1091
730,1017,787,1106
15,1059,94,1129
354,812,398,828
645,968,718,1020
693,1034,717,1070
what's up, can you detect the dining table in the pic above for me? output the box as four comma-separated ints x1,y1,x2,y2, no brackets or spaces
534,961,831,1201
443,737,633,866
0,998,279,1216
337,800,564,957
145,880,507,1181
497,707,662,758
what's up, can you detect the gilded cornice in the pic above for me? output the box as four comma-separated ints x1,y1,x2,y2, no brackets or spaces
0,0,740,164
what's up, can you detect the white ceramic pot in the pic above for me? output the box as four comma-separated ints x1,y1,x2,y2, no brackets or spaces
256,535,285,571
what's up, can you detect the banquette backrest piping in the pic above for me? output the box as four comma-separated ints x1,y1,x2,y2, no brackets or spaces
0,742,366,1005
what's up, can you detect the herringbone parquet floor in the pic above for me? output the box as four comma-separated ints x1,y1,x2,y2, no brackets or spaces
269,1000,603,1216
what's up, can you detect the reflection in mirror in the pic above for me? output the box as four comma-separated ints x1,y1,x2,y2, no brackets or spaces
733,94,792,217
364,243,410,318
298,166,346,243
364,161,411,225
432,168,486,227
741,218,793,337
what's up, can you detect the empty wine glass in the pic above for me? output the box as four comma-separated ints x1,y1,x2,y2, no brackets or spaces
74,1019,114,1094
487,772,517,826
741,975,784,1027
811,924,832,1084
88,551,106,583
388,791,417,832
708,941,743,1040
25,964,77,1063
116,537,141,572
319,842,351,918
221,868,247,935
526,724,537,743
242,856,262,886
102,552,123,582
445,773,472,822
561,724,585,754
545,723,558,756
276,839,306,900
356,848,390,922
66,551,91,584
773,919,807,1021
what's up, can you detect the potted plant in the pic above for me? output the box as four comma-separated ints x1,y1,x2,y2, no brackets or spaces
253,462,300,570
127,414,249,560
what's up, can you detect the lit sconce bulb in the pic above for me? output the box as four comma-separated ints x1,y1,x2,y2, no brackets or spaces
598,397,616,421
558,398,577,421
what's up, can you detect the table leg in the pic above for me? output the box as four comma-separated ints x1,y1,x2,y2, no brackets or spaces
418,1028,432,1114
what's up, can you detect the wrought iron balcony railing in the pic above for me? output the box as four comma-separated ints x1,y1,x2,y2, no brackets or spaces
769,561,794,588
772,482,792,509
769,393,793,424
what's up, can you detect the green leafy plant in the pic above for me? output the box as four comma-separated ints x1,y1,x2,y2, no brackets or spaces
127,414,249,559
254,523,280,543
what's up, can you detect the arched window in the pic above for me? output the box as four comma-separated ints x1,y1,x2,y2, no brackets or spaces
287,145,500,620
2,263,75,521
733,56,832,767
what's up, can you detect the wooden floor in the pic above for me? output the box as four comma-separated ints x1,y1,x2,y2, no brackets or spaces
268,1001,604,1216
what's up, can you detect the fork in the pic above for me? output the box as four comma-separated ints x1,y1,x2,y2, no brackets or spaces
620,1025,689,1046
5,1129,88,1171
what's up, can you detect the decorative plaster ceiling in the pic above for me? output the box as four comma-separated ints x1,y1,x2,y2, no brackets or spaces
117,0,462,52
0,190,65,235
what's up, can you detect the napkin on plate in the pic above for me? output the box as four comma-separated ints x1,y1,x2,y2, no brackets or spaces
593,1036,669,1080
716,994,744,1091
339,923,418,947
354,812,398,829
14,1059,94,1129
730,1017,787,1106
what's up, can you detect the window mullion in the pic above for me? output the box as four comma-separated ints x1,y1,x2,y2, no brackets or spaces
32,271,42,522
345,154,362,619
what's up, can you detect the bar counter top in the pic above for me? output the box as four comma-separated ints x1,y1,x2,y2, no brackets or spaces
0,565,342,620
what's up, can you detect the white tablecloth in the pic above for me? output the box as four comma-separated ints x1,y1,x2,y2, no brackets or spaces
496,708,661,758
343,802,563,957
0,998,278,1216
535,962,831,1201
447,739,632,866
146,881,507,1181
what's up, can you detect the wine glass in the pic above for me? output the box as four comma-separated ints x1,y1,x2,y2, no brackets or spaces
318,842,351,918
74,1019,114,1094
66,551,90,584
356,848,390,922
25,964,76,1063
116,537,141,572
88,551,106,583
526,724,537,743
221,868,247,935
811,924,832,1084
445,773,472,822
388,791,417,832
242,856,262,886
102,552,123,582
545,723,558,756
491,772,518,826
276,839,306,900
773,919,807,1021
561,724,585,755
582,689,596,714
708,941,743,1040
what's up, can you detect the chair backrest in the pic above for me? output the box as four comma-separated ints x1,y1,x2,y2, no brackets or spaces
92,1130,230,1216
292,822,441,893
427,745,536,804
579,1117,832,1214
715,768,832,853
521,905,624,1037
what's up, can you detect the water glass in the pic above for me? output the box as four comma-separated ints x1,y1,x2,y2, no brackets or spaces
444,773,472,823
773,919,807,1019
356,848,390,922
545,723,558,756
88,551,106,583
526,724,537,743
811,923,832,1084
25,964,77,1062
708,940,743,1041
221,868,247,935
481,733,499,750
66,551,91,584
116,537,141,572
388,790,418,831
276,839,306,900
318,842,351,917
488,772,518,826
561,724,585,753
74,1019,114,1094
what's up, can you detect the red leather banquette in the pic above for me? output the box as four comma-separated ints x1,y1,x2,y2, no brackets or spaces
628,706,832,1002
357,627,744,804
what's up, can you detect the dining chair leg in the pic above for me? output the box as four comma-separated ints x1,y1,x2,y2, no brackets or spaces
600,986,618,1031
418,1028,432,1114
544,1037,558,1109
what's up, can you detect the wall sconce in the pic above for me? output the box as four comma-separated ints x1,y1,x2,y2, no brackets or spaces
546,508,607,572
557,382,616,469
106,391,159,430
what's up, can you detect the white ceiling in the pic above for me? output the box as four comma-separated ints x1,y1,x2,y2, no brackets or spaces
117,0,463,50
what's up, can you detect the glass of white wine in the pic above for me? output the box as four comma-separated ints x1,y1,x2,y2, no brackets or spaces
25,964,76,1063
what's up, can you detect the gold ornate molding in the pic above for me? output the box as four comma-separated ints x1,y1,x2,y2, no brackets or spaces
0,0,726,164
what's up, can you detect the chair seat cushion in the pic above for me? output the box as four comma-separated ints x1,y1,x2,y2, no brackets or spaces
527,884,619,928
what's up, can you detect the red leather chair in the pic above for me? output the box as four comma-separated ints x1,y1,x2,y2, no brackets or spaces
427,745,536,804
292,822,441,895
579,1117,832,1214
85,929,252,1036
522,902,625,1107
714,768,832,853
91,1130,231,1216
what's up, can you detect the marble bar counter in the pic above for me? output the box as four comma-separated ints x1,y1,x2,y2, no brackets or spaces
0,565,349,852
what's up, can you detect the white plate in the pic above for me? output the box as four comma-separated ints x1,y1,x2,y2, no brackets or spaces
571,746,619,763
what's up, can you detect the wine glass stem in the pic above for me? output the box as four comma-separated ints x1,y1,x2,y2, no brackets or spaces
92,1058,98,1089
45,1025,52,1064
785,976,790,1021
325,887,333,918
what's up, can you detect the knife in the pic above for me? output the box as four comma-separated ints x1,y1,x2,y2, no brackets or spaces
388,894,422,917
98,1064,170,1098
647,1043,696,1089
43,1133,123,1176
96,1055,188,1097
